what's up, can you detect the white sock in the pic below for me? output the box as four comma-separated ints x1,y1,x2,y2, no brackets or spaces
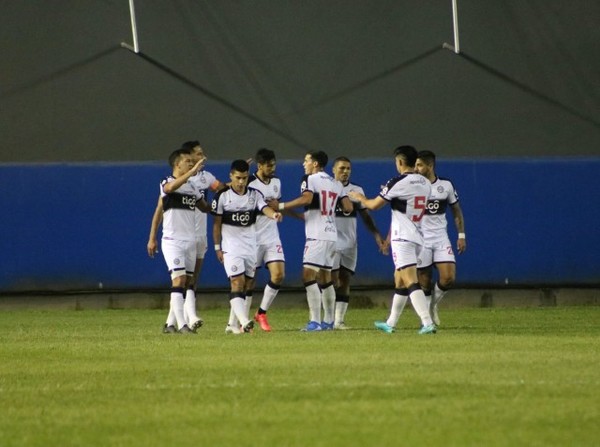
244,294,253,319
184,288,199,323
334,301,349,325
165,308,176,327
321,283,335,324
386,293,408,327
424,290,432,310
434,282,448,305
305,282,322,323
409,287,434,326
227,307,239,327
170,290,187,329
321,284,336,324
259,282,280,312
230,297,250,327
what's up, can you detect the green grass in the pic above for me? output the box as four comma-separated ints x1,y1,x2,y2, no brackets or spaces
0,306,598,446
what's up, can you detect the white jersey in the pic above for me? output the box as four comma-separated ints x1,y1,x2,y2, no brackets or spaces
379,172,431,245
188,169,218,239
334,181,366,250
160,175,203,242
301,171,345,242
248,174,282,245
421,176,459,243
211,186,268,256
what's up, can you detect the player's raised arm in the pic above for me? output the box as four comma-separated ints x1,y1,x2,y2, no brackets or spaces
163,158,203,194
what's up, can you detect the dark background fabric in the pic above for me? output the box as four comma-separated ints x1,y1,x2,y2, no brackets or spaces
1,1,599,162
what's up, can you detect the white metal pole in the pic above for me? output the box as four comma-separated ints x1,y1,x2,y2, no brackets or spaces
451,0,460,54
128,0,140,53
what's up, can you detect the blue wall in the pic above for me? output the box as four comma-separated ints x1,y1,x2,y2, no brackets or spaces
1,158,598,292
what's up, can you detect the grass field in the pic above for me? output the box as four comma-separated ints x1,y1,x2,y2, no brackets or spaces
0,306,598,446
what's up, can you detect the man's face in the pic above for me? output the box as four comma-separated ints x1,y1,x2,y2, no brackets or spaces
177,154,194,173
229,170,249,194
332,160,351,183
258,159,276,179
415,159,432,177
303,155,317,175
191,146,207,166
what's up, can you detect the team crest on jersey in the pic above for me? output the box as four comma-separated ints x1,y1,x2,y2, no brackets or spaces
231,265,238,272
174,258,180,265
437,185,445,193
301,180,307,192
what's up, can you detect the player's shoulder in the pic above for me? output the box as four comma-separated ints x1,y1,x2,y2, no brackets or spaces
161,174,175,184
248,185,264,197
436,176,455,185
384,174,407,188
346,181,364,192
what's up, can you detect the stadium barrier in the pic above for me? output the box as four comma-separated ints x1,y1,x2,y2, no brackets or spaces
1,157,598,292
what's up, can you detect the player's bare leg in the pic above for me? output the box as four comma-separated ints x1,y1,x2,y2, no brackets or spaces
431,262,456,326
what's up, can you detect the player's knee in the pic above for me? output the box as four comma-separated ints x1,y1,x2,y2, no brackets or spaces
439,277,455,289
270,271,284,284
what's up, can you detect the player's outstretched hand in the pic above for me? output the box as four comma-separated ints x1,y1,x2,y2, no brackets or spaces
347,191,365,203
190,157,206,176
272,212,283,222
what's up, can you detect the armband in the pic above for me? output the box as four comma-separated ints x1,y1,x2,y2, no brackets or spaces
278,202,285,211
214,244,221,251
458,233,466,239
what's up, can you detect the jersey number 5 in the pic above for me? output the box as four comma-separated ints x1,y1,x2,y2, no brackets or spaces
412,196,427,222
320,190,338,216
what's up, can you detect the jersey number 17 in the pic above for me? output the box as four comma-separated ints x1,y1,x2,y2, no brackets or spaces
320,190,338,216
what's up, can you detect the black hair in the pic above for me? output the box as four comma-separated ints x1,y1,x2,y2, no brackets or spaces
417,150,436,166
230,159,250,173
168,148,191,168
255,148,276,164
181,140,200,151
393,145,418,167
307,150,328,168
333,156,351,166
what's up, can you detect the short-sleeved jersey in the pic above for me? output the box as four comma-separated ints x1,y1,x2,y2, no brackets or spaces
248,174,282,245
301,171,345,242
379,172,431,245
211,186,268,255
334,181,367,250
421,176,459,243
188,169,218,238
160,176,204,241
